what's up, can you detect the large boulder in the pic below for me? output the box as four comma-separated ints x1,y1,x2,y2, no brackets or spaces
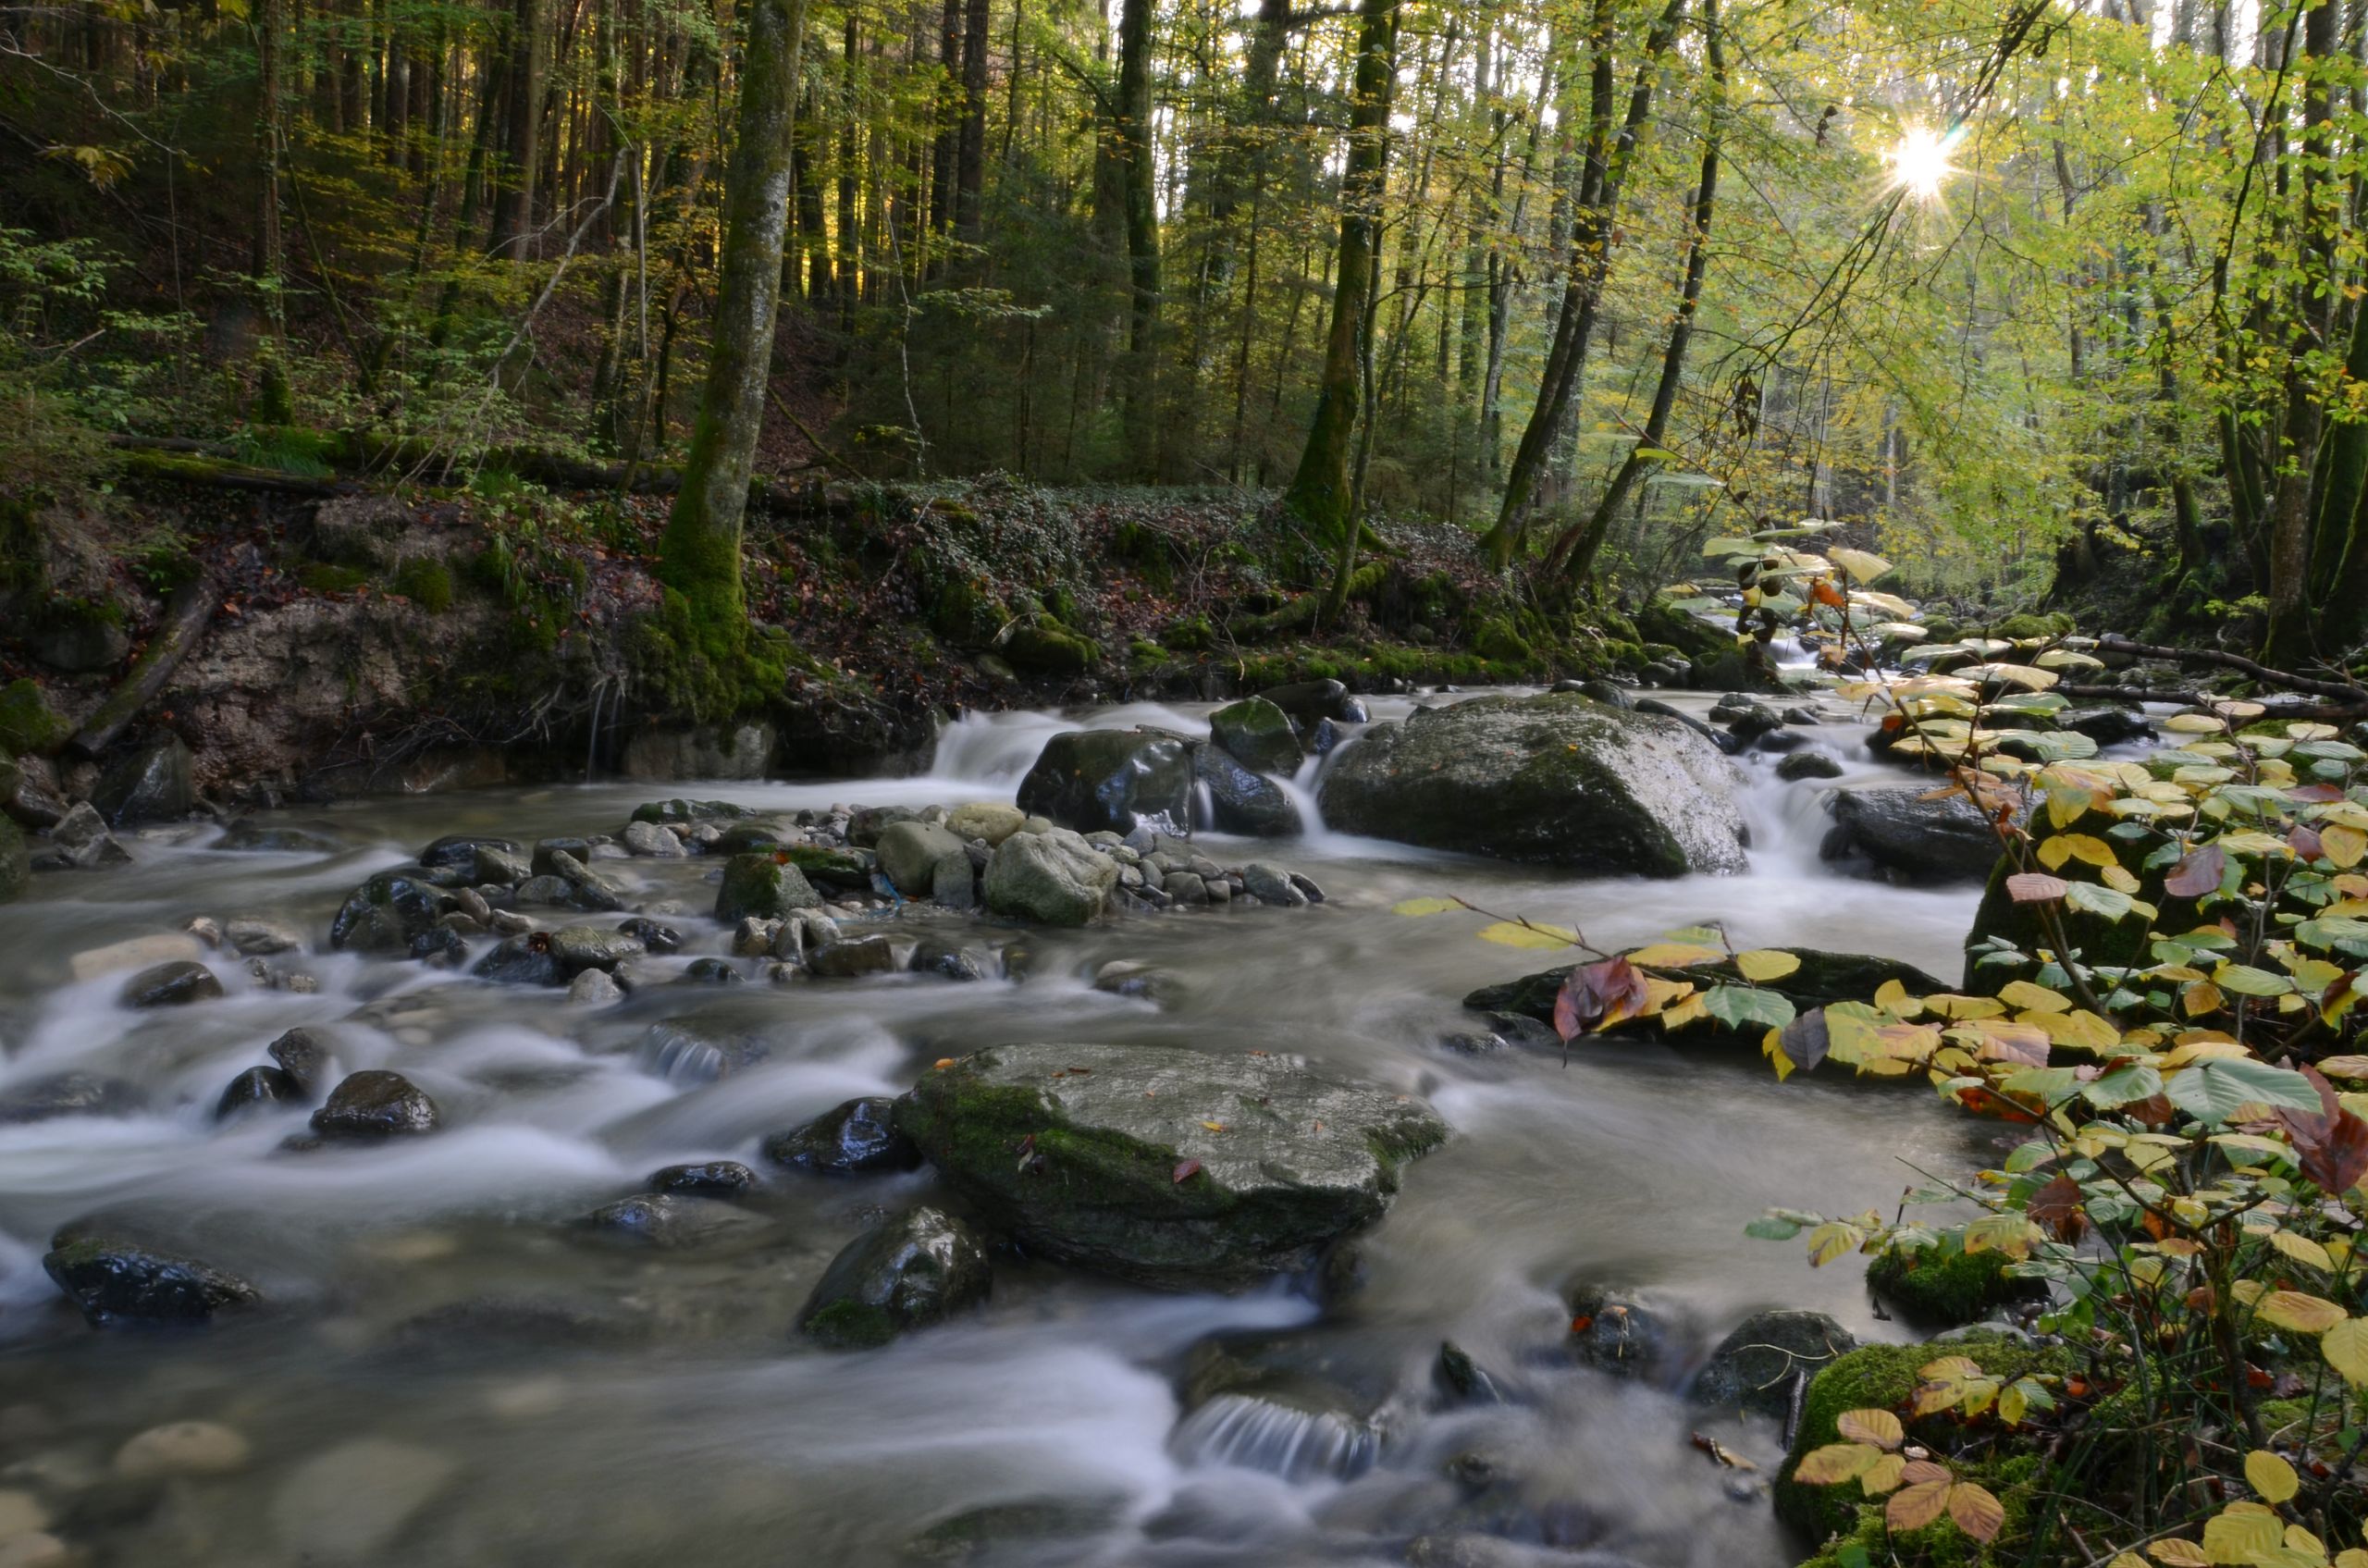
1015,729,1196,835
797,1205,993,1349
1819,788,2004,883
43,1228,259,1325
895,1042,1447,1287
91,737,194,825
876,820,965,895
1195,747,1301,837
983,828,1119,926
1210,698,1303,775
1316,692,1748,874
1690,1309,1857,1415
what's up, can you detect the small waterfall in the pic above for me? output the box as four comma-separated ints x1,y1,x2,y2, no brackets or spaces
1169,1393,1384,1482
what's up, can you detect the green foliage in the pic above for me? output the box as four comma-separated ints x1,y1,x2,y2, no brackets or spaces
390,558,454,612
0,679,71,755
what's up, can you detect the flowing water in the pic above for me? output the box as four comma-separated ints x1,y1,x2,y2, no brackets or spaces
0,691,2004,1567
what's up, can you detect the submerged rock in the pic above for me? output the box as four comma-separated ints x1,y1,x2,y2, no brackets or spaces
0,1071,146,1125
1691,1309,1857,1415
216,1066,302,1119
1566,1285,1685,1382
896,1042,1447,1287
471,934,564,987
215,820,341,853
119,958,223,1007
648,1161,758,1199
311,1070,439,1139
983,828,1119,926
577,1193,771,1250
796,1204,993,1349
764,1097,920,1175
1819,787,2004,883
43,1228,259,1325
1015,729,1196,835
1317,692,1747,875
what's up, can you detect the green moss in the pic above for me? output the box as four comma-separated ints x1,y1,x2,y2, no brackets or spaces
802,1297,896,1350
391,558,455,612
627,590,798,724
1473,618,1535,662
1003,622,1096,677
297,563,369,595
0,679,70,755
1867,1243,2043,1326
1988,611,2074,641
1795,1455,2046,1568
1777,1334,2076,1549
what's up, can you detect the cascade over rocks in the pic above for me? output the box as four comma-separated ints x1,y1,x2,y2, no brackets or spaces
895,1042,1447,1288
1819,787,2009,884
1317,692,1749,875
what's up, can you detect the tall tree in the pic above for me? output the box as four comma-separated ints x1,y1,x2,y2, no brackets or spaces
659,0,808,637
1283,0,1398,562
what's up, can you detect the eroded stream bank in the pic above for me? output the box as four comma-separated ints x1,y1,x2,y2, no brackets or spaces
0,689,2028,1568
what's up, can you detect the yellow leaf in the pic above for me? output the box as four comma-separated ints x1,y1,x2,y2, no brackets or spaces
1734,948,1803,982
1874,978,1913,1015
2103,864,2142,895
1628,941,1726,967
1660,993,1709,1031
1999,980,2071,1014
2268,1230,2333,1272
2149,1540,2210,1567
2246,1450,2299,1505
2324,823,2367,868
2323,1317,2368,1386
1830,547,1893,583
1949,1481,2005,1543
1476,920,1579,950
1391,896,1461,916
1836,1409,1905,1448
1886,1478,1953,1533
1794,1442,1881,1485
1200,1120,1227,1133
1859,1451,1907,1495
1806,1221,1864,1267
2257,1291,2347,1334
2204,1506,2286,1565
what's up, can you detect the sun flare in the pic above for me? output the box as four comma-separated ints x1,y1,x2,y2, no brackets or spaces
1888,125,1958,202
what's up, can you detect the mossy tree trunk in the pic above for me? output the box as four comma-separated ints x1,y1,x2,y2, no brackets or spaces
659,0,807,644
1287,0,1398,554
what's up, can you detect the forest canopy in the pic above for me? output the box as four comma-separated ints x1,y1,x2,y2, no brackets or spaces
3,0,2365,661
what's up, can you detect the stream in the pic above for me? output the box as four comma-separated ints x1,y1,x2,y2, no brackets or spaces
0,690,2004,1567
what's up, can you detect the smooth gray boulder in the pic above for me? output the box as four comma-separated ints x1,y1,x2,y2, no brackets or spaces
876,820,965,895
983,829,1118,926
1317,692,1748,875
896,1042,1446,1287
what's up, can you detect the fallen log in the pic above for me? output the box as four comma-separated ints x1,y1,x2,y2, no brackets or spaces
2095,634,2366,703
67,574,223,759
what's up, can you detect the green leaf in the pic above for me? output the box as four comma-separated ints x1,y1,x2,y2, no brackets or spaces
2083,1063,2164,1107
1745,1215,1803,1241
2064,881,2150,922
1702,985,1797,1031
2162,1059,2327,1125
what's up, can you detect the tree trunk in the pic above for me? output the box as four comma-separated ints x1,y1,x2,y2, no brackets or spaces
1114,0,1161,431
659,0,808,637
489,0,545,257
1479,0,1685,567
955,0,990,242
1286,0,1398,552
1543,0,1721,586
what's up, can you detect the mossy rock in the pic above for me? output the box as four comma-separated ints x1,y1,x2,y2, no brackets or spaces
1776,1333,2075,1549
1987,612,2074,641
1794,1453,2045,1568
0,679,70,756
1867,1243,2046,1327
297,562,370,595
391,558,455,612
714,853,824,921
1004,623,1097,677
1473,618,1535,662
1963,821,2165,994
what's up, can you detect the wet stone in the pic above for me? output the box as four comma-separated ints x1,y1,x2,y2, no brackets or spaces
763,1097,920,1176
577,1193,771,1250
796,1205,992,1350
43,1228,259,1325
648,1161,758,1199
266,1027,330,1093
120,959,222,1007
216,1066,301,1120
311,1070,440,1139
